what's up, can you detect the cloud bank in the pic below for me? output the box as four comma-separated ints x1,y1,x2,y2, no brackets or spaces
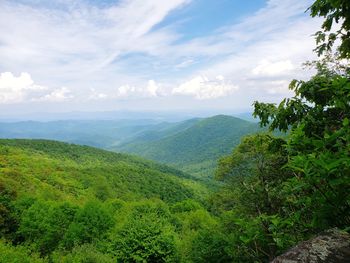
0,0,322,112
0,72,73,104
173,75,238,100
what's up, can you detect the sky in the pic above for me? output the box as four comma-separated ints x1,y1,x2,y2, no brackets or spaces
0,0,322,115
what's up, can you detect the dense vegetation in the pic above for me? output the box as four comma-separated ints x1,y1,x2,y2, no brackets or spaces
0,139,218,262
0,138,215,202
0,116,261,180
207,1,350,261
118,115,261,179
1,0,349,262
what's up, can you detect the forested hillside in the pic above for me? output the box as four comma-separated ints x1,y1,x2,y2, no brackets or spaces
0,139,218,262
117,115,261,178
0,139,208,202
0,0,349,262
0,116,261,179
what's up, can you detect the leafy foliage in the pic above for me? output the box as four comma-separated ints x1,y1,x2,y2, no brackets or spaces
19,201,77,254
109,201,178,262
51,244,115,263
0,183,18,240
213,134,296,261
253,55,350,231
0,240,46,263
1,2,349,262
223,2,350,260
62,201,114,249
309,0,350,58
0,139,217,262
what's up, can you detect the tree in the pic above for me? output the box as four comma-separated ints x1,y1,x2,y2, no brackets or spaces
0,183,18,240
309,0,350,58
215,5,350,259
253,0,350,234
18,201,77,255
109,201,178,262
63,201,114,249
214,134,294,261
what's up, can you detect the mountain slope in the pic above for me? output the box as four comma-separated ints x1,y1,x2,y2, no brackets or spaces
0,139,207,203
116,115,261,178
117,118,201,145
0,116,261,179
0,139,215,261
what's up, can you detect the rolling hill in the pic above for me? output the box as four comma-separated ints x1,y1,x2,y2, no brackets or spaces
0,139,216,262
0,139,207,203
0,115,261,179
116,115,261,178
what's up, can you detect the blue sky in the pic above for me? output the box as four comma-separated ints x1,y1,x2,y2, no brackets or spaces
0,0,321,115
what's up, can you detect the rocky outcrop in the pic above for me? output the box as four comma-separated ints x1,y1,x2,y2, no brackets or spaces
271,229,350,263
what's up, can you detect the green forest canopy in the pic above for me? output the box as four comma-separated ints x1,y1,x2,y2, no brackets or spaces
0,0,349,262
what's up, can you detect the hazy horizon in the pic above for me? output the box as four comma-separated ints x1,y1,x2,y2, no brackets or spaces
0,108,257,122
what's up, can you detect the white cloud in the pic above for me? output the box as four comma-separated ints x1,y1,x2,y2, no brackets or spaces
35,87,73,102
146,80,160,97
0,72,46,103
265,80,293,95
0,0,190,80
175,59,195,69
116,85,137,97
252,60,294,76
215,75,224,81
88,88,108,100
115,80,161,98
0,71,75,103
0,0,324,111
172,75,238,100
175,0,320,106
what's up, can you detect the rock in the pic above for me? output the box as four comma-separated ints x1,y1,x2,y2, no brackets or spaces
271,228,350,263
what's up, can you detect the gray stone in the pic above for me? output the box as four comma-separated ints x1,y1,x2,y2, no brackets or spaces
271,229,350,263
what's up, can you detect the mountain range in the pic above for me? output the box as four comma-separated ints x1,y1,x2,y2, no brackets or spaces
115,115,261,178
0,115,262,178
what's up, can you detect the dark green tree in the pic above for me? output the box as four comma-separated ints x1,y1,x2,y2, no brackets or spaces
109,201,178,263
19,201,77,255
253,0,350,235
63,201,114,249
309,0,350,58
0,183,18,240
214,134,295,261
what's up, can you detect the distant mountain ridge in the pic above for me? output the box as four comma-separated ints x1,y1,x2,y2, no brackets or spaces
0,114,261,179
0,119,162,148
115,115,261,178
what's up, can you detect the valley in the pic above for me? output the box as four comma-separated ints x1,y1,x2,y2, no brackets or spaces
0,115,261,179
1,0,349,261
